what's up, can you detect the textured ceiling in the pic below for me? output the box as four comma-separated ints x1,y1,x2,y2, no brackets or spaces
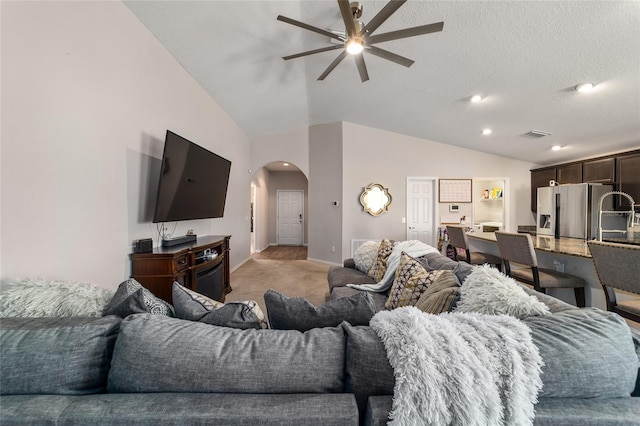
125,0,640,165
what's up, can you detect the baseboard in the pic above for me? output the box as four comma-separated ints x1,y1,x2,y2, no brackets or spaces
230,256,252,273
307,257,342,267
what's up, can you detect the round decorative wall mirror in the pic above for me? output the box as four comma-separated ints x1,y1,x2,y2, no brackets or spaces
360,183,392,216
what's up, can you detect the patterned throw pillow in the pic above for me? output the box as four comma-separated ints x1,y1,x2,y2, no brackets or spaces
414,270,461,314
368,239,395,281
385,252,448,310
172,283,268,329
104,278,174,317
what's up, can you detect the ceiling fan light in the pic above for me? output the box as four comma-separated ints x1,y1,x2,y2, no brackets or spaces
346,39,364,55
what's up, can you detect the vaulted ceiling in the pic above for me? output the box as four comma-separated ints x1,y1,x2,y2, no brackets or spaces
125,0,640,165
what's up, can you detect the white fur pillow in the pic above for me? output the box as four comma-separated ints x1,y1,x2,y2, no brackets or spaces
455,265,550,319
353,241,380,274
0,278,114,317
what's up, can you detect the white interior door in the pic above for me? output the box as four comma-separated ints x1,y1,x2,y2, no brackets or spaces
277,190,303,245
406,178,436,246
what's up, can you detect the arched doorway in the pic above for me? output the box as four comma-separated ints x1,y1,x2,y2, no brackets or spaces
250,161,308,253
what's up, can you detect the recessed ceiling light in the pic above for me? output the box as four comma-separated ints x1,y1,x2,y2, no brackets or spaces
470,95,483,103
283,162,290,166
551,145,563,151
482,128,492,135
575,83,595,93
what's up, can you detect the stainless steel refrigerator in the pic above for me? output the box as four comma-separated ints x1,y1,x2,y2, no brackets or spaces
536,183,614,239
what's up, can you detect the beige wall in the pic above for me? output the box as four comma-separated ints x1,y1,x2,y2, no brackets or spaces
308,123,343,264
1,2,251,288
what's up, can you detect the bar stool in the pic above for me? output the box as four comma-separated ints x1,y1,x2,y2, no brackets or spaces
587,240,640,323
446,225,502,271
495,231,586,307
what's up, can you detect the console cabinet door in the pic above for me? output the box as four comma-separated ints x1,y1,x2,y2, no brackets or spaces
616,151,640,209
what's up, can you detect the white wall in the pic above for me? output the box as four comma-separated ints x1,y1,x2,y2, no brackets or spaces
341,122,537,260
1,2,251,290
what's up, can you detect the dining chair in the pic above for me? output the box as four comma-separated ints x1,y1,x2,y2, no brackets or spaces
494,231,586,307
446,225,502,271
587,240,640,323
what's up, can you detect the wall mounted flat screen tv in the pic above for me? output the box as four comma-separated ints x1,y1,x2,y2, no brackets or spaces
153,130,231,223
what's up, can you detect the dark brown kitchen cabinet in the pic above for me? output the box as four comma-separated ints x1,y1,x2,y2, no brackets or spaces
556,163,582,184
616,151,640,209
531,148,640,212
583,157,615,183
530,167,557,212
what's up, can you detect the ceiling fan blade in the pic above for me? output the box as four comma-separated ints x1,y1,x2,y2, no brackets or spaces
362,0,406,36
366,45,414,67
338,0,357,38
354,53,369,82
277,15,343,41
318,50,348,80
283,45,344,61
367,21,444,44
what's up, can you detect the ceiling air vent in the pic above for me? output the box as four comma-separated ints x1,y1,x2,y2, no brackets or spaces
523,130,553,138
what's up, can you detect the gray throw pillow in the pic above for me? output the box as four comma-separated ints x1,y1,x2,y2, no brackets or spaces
523,308,638,398
264,289,376,332
172,283,266,330
103,288,147,318
104,279,174,318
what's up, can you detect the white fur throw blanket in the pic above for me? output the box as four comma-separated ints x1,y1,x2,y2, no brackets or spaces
348,240,438,293
370,307,543,426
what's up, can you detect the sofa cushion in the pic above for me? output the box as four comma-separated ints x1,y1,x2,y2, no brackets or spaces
364,395,394,426
414,270,460,314
172,283,266,329
108,314,346,394
343,323,395,421
0,316,121,395
523,308,638,398
455,264,550,319
423,252,458,270
328,265,376,292
104,278,174,317
385,252,446,309
264,289,375,331
353,241,381,275
533,397,640,426
331,286,388,312
368,239,395,282
0,393,359,426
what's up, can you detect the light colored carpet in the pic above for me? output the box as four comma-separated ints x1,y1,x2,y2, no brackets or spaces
226,258,331,315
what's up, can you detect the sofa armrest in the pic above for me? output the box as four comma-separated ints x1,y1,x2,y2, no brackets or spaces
344,259,356,269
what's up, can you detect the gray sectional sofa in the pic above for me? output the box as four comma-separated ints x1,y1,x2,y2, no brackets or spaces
1,249,639,425
328,250,640,425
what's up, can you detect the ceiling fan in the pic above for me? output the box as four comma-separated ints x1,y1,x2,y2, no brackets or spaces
277,0,444,82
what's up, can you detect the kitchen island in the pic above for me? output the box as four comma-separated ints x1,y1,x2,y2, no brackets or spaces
466,232,616,313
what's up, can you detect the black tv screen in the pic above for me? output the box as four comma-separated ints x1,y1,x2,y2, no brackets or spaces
153,130,231,223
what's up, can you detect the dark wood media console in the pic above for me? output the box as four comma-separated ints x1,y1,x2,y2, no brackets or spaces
130,235,231,304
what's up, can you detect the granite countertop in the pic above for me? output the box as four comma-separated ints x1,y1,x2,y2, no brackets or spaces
467,232,592,258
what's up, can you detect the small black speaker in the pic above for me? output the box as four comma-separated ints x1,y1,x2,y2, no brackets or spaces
134,238,153,253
